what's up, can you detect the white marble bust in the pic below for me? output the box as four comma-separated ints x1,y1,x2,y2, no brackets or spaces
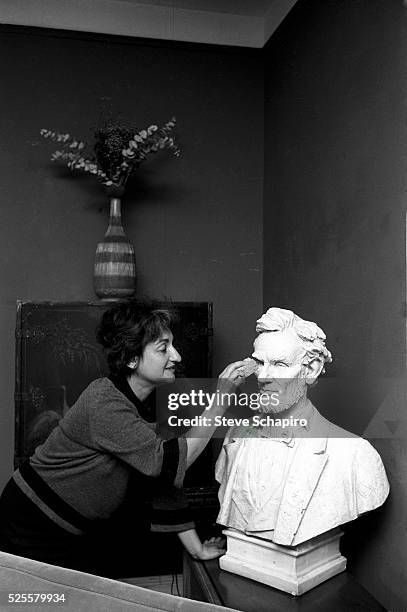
215,308,390,546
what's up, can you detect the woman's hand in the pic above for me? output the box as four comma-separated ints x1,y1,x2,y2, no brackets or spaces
195,537,226,560
178,530,226,560
217,360,248,395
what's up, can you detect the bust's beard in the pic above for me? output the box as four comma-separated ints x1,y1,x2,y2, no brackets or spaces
258,378,306,414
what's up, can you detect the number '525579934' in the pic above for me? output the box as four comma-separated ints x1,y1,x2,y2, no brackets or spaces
7,593,66,604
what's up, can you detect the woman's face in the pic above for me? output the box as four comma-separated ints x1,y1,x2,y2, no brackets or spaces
134,329,181,385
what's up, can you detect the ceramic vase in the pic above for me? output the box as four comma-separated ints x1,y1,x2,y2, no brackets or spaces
94,189,136,300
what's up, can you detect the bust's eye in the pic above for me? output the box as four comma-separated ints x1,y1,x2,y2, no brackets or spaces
275,361,288,367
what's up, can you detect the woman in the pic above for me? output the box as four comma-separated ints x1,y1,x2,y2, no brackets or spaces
0,300,245,576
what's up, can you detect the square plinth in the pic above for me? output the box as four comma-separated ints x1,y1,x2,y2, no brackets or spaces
220,527,347,596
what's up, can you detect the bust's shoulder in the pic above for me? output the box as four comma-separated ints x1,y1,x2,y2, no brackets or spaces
310,405,357,438
312,407,381,458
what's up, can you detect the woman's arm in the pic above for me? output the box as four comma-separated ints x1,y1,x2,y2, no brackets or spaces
184,361,246,469
178,529,226,560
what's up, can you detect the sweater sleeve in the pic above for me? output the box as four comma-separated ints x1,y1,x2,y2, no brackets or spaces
150,481,195,533
90,395,187,488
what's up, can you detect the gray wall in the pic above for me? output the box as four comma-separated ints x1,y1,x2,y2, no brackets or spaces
0,26,264,491
263,0,407,608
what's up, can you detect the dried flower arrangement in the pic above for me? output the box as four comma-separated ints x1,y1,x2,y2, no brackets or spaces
40,117,180,189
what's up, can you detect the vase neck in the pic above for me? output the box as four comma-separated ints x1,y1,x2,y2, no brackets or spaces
109,197,122,220
106,197,125,237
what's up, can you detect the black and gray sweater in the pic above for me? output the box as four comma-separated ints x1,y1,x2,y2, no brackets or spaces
14,376,194,535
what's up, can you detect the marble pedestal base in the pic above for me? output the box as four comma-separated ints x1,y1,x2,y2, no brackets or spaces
220,527,346,596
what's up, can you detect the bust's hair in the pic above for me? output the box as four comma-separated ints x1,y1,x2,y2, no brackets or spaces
96,299,172,376
255,307,333,367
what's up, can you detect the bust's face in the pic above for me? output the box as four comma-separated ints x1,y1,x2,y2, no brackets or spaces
252,329,307,413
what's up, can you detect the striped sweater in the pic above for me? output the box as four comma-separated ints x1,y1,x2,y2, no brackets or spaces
14,376,194,535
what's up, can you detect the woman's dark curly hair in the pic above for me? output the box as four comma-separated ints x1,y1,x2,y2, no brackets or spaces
96,299,173,376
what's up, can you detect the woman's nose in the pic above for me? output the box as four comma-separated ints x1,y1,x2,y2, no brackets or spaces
170,346,182,362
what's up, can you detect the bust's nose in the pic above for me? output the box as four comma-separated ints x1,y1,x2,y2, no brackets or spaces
257,363,274,381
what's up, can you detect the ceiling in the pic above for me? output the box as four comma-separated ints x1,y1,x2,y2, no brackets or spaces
0,0,298,47
105,0,276,17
